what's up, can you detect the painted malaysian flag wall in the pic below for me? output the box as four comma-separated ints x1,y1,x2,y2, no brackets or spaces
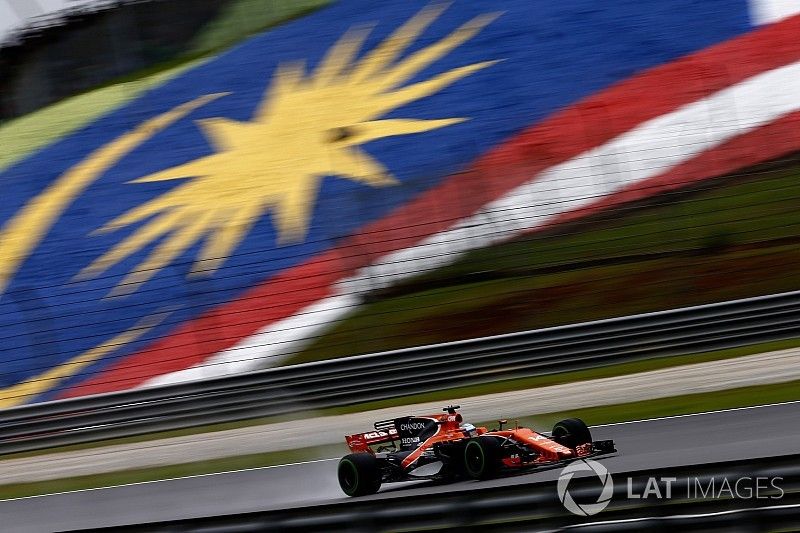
1,0,800,404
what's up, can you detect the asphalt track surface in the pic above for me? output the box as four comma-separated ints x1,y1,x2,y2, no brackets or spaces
2,402,799,532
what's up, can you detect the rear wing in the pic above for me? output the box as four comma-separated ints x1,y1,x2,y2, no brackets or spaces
345,419,398,453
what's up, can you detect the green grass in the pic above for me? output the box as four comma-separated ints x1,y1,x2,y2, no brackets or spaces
2,379,796,501
288,162,800,365
5,338,798,462
506,379,800,431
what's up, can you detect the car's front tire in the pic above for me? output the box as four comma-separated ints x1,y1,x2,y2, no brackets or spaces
552,418,592,449
338,453,382,496
464,437,502,480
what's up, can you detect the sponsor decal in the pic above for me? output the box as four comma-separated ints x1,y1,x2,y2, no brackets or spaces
400,422,427,432
363,431,390,440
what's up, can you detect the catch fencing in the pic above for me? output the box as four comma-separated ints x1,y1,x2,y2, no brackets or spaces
0,290,798,454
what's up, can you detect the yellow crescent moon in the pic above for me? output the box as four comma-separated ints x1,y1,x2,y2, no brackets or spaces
0,310,171,408
0,93,227,297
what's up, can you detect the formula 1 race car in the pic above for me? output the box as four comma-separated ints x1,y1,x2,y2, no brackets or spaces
337,405,616,496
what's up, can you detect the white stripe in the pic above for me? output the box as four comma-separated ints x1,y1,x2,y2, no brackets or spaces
145,59,800,384
143,293,358,387
749,0,800,25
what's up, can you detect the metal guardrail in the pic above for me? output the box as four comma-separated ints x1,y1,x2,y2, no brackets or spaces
2,290,800,454
80,454,800,532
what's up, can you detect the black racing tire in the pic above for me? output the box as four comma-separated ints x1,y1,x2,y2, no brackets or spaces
338,453,382,496
552,418,592,449
464,437,502,480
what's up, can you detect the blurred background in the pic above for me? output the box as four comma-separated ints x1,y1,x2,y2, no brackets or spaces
0,0,798,531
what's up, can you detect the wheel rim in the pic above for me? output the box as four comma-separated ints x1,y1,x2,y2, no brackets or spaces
553,425,571,446
465,442,484,475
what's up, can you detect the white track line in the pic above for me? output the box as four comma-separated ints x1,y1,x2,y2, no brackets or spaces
0,399,796,503
590,399,800,428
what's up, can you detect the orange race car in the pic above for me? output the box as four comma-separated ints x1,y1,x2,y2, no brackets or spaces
338,405,616,496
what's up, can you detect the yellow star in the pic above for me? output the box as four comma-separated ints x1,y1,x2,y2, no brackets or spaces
78,4,500,296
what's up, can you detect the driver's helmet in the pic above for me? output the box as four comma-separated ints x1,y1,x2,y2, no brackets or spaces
460,423,477,437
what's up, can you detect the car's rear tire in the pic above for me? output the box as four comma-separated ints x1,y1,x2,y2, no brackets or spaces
464,437,502,480
338,453,382,496
552,418,592,449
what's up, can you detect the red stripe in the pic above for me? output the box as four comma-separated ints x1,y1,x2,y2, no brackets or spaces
62,15,800,398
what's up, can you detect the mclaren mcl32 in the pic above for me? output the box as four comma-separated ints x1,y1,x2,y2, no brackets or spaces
337,405,616,496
